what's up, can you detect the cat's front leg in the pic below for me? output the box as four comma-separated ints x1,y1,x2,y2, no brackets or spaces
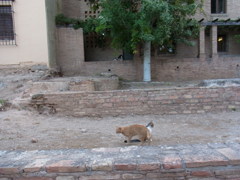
127,136,132,143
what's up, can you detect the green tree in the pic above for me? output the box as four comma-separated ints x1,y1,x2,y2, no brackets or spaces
94,0,203,81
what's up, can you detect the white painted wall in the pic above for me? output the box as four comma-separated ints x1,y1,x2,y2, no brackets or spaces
0,0,49,65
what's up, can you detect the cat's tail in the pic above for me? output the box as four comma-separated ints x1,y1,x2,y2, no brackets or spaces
146,121,154,133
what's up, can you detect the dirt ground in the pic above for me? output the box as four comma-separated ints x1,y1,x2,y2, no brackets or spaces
0,64,240,151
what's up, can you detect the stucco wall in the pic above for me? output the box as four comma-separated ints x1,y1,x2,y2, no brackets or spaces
0,0,49,65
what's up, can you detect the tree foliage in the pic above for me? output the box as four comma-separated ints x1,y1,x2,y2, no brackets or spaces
95,0,203,53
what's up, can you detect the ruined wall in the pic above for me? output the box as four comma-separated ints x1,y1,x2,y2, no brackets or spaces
31,86,240,117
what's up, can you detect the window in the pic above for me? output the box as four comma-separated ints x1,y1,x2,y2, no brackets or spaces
217,34,227,52
211,0,226,14
0,0,15,45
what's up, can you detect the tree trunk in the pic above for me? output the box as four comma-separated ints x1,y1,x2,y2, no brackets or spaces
143,41,151,82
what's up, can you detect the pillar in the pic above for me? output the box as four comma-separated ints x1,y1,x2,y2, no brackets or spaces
199,26,206,60
210,25,218,60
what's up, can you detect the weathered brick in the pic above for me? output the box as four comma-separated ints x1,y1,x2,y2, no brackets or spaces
78,173,121,180
16,178,53,180
147,172,186,178
114,160,137,171
0,167,20,175
56,176,75,180
46,160,86,173
146,172,163,179
183,95,193,99
191,170,213,177
137,163,160,171
122,173,144,179
215,168,240,176
217,148,240,165
181,149,228,168
91,160,113,171
23,166,42,173
161,154,183,170
23,159,49,173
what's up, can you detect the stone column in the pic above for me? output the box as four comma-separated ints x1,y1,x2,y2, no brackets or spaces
210,25,218,60
199,26,206,60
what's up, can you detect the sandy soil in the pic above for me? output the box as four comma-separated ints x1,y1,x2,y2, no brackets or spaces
0,65,240,151
0,109,240,151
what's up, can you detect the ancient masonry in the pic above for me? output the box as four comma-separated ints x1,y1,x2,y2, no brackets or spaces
0,143,240,180
30,86,240,117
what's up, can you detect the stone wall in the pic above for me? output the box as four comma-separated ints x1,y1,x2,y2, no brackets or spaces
31,86,240,117
1,143,240,180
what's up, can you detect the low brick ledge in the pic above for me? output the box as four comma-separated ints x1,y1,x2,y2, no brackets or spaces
1,143,240,180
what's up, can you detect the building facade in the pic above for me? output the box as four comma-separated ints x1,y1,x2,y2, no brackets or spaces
1,0,240,82
56,0,240,81
0,0,59,67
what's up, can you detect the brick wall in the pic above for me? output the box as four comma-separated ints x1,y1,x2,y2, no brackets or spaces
149,56,240,82
61,0,240,21
1,143,240,180
56,27,85,75
31,86,240,117
56,27,240,81
194,0,240,21
80,61,137,80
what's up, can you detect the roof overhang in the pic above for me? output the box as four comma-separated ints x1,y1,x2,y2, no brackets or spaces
200,18,240,26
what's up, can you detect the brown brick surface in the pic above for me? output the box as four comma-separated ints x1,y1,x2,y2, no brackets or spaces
191,170,214,177
161,154,183,170
0,167,20,175
31,86,240,117
46,160,86,173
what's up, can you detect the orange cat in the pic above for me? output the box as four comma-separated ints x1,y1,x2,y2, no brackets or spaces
116,122,153,145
